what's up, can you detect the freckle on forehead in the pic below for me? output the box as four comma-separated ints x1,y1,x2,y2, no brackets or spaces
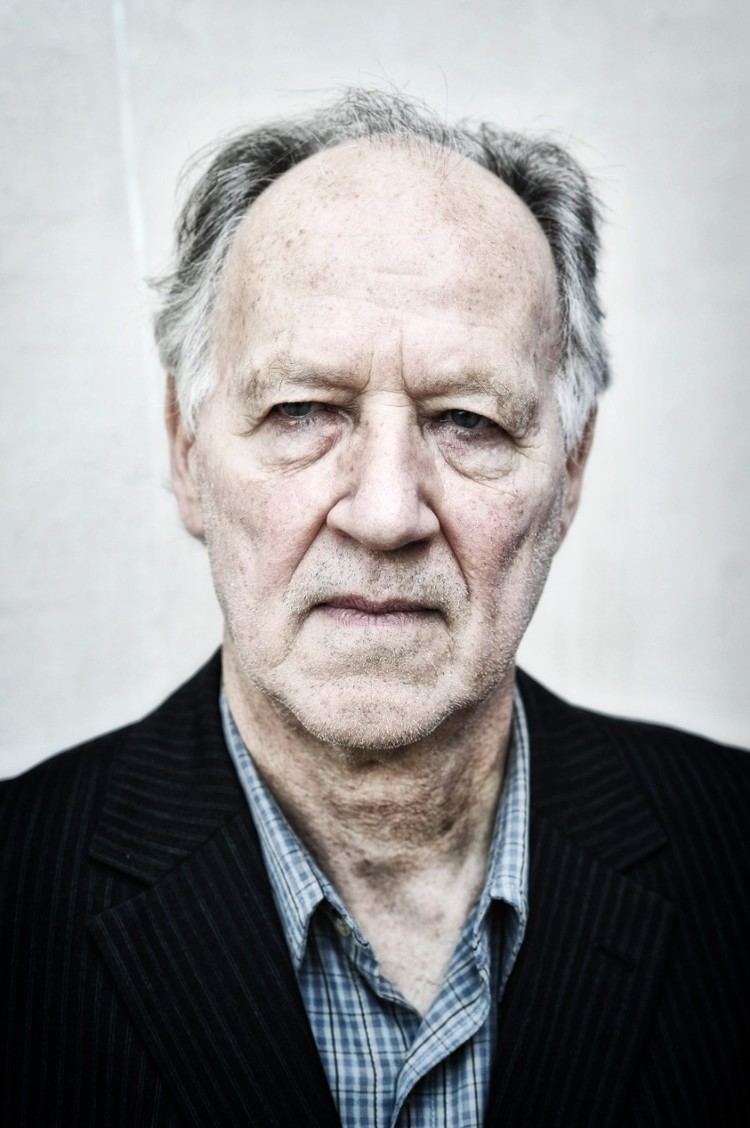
231,137,553,269
214,136,561,383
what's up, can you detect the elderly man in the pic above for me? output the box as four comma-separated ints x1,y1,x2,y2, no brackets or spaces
2,91,748,1127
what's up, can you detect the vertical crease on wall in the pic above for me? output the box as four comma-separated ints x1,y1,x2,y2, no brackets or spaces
111,0,147,279
111,0,170,654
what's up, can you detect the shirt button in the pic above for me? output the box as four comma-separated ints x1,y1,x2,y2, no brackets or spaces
333,914,352,937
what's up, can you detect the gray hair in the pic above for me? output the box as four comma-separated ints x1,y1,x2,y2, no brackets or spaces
153,89,609,450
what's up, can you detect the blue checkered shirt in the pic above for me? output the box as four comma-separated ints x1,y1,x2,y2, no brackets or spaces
221,690,530,1128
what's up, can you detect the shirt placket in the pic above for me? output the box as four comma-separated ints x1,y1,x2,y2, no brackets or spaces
389,915,492,1128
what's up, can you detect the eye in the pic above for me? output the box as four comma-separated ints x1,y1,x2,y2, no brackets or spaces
267,401,342,434
276,401,316,418
445,409,487,431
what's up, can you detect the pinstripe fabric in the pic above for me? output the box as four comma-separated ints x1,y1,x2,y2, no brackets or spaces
221,689,529,1128
2,651,749,1126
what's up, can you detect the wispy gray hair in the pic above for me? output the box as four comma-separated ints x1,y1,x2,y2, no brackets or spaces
153,89,609,450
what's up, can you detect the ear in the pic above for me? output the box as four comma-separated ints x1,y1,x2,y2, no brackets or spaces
559,410,596,543
165,376,205,540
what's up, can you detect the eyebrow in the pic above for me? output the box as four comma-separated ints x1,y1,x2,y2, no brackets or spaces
238,361,358,409
239,359,541,434
419,376,541,434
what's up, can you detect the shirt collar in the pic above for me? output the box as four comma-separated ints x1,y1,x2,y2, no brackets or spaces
221,685,530,971
480,684,530,925
220,693,327,966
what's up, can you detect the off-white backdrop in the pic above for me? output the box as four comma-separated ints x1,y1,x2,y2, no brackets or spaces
1,0,748,778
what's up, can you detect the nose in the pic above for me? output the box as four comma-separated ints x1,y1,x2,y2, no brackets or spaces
326,408,440,551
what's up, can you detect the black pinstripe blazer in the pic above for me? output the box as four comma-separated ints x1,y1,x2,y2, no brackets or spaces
2,652,748,1126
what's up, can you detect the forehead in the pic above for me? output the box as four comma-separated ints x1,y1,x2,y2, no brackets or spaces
214,137,559,378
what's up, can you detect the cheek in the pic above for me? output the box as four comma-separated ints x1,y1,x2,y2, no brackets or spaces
445,485,530,576
442,471,564,592
198,458,333,589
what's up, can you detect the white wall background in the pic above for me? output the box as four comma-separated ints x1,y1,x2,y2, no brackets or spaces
1,0,748,777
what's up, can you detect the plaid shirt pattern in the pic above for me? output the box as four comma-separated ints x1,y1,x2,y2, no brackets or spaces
222,690,529,1128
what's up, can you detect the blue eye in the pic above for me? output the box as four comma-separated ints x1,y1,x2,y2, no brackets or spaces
278,402,315,418
447,409,485,430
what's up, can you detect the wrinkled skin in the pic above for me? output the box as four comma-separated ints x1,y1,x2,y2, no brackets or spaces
169,139,590,755
168,138,594,1012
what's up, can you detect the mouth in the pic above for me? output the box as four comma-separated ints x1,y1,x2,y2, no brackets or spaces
313,595,439,626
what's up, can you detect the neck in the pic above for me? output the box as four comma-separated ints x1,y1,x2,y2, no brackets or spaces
222,652,515,892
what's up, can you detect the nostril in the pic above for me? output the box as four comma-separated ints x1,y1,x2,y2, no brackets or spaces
326,490,438,552
325,422,440,549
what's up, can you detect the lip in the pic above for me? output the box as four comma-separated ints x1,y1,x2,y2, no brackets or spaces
319,595,435,614
312,595,439,626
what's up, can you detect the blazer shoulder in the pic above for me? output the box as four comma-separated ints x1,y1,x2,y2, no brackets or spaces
575,696,749,789
2,650,223,790
1,652,223,851
519,668,750,859
0,724,134,883
519,666,748,765
1,722,128,800
594,707,748,829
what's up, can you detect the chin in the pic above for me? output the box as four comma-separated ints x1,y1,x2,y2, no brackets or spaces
275,675,479,753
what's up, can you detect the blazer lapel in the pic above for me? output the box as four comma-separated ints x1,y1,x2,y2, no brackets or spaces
88,655,340,1128
485,673,675,1127
87,654,675,1126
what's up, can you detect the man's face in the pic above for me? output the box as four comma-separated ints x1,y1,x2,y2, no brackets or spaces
171,140,588,749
